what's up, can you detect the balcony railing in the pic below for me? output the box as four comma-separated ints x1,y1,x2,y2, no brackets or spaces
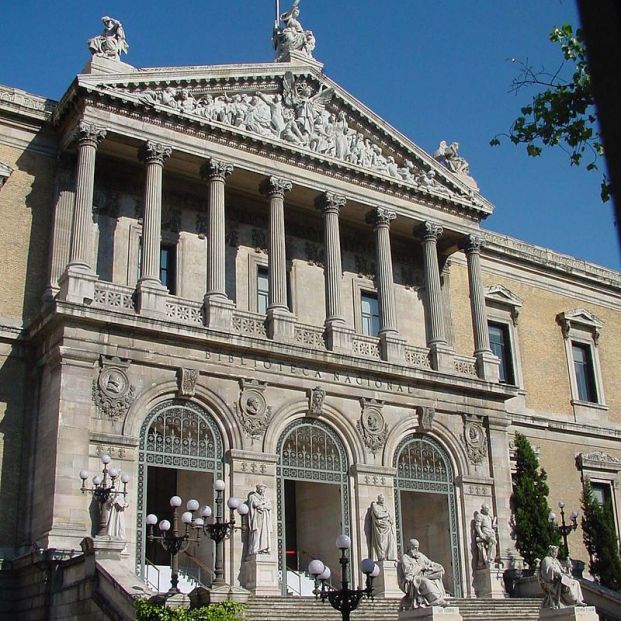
454,354,478,376
405,345,432,369
352,334,382,359
232,309,268,338
92,282,135,313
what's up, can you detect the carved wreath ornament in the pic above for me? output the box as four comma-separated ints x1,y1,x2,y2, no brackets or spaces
357,399,388,456
463,415,488,466
92,356,136,420
235,379,272,440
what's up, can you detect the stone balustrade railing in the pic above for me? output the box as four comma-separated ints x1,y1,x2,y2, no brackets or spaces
165,297,204,325
404,345,432,369
294,324,326,350
232,310,268,338
92,282,135,312
454,354,478,376
352,334,382,359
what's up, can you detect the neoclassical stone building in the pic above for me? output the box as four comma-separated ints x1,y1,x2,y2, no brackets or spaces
1,12,621,611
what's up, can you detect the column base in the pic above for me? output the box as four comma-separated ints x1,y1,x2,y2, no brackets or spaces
325,321,354,354
58,265,98,304
380,331,406,363
266,306,296,342
539,607,599,621
399,607,463,621
373,560,403,598
473,565,507,599
203,295,235,331
241,554,280,596
475,350,500,382
429,343,455,373
136,280,168,318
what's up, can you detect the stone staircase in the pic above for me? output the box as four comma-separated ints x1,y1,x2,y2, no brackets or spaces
245,596,543,621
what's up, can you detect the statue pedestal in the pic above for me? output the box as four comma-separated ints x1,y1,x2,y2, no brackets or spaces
399,607,463,621
90,536,126,560
241,554,280,596
191,584,251,605
539,607,599,621
473,565,507,599
373,560,402,598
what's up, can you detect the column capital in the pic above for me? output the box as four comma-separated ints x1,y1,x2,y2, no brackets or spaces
201,158,234,182
366,206,396,229
315,191,346,215
139,140,173,165
459,234,485,254
260,176,293,198
416,221,444,241
76,121,107,148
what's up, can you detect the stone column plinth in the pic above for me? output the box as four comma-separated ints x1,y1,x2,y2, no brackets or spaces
315,192,353,353
373,560,402,598
260,176,296,342
539,607,599,621
201,158,235,330
399,607,463,621
459,235,499,381
416,221,454,372
136,141,172,317
473,565,507,599
367,207,405,363
241,554,281,596
58,122,106,304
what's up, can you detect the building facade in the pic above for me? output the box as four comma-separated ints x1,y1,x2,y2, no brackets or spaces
1,15,621,605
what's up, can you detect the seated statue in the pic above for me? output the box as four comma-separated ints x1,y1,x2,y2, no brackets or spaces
538,545,587,609
273,0,316,62
88,16,128,60
434,140,470,176
398,538,448,609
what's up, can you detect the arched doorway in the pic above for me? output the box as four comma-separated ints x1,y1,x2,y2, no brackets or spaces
276,419,350,595
393,435,462,597
136,399,224,589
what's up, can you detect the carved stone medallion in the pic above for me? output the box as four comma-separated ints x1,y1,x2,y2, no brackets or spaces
463,415,488,466
92,356,136,420
236,379,272,440
177,368,199,397
416,406,435,432
357,399,388,456
307,385,326,417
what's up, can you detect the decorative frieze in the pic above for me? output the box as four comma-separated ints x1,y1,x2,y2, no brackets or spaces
92,356,136,420
577,451,621,472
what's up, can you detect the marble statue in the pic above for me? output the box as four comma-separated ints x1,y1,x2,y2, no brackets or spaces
369,494,397,561
538,545,587,609
247,484,273,556
398,538,448,609
104,495,127,539
273,0,316,62
473,504,497,568
434,140,470,176
88,17,128,60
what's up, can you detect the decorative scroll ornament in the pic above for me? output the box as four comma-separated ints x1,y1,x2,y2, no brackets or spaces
235,379,272,440
416,406,435,432
92,356,135,420
307,385,326,417
177,368,199,398
357,399,388,456
462,415,488,466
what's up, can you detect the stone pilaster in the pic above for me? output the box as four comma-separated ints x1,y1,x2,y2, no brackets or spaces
58,122,106,304
459,235,499,381
260,176,296,342
136,141,172,317
366,207,405,363
315,192,353,353
416,222,454,372
201,159,235,331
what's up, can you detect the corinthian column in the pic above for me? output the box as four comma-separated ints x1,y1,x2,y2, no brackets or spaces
366,207,405,362
315,192,353,352
260,176,296,342
136,140,172,316
58,121,106,304
459,234,499,381
200,158,235,330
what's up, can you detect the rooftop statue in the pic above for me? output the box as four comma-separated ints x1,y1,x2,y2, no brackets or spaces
88,16,129,61
434,140,470,176
273,0,316,62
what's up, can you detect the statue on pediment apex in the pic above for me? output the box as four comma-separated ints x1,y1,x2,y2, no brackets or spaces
273,0,316,62
88,16,128,61
434,140,471,176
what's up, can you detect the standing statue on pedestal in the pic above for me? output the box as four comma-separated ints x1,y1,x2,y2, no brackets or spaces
247,484,273,556
273,1,316,62
473,504,497,568
104,495,128,540
538,545,587,609
398,538,448,609
369,494,397,561
88,16,129,60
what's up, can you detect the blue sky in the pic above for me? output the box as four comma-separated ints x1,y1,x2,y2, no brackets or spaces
2,1,619,269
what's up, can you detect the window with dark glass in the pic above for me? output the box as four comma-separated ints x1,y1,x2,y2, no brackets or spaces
160,244,176,295
488,322,515,384
257,266,269,314
572,342,598,403
361,292,380,337
591,482,613,509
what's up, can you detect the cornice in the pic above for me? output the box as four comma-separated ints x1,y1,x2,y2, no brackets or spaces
0,83,56,122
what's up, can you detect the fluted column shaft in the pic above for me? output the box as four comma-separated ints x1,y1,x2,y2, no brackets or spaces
139,141,172,285
201,159,234,299
418,222,447,346
68,122,106,269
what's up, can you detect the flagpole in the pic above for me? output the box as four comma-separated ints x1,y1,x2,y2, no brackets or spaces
275,0,280,28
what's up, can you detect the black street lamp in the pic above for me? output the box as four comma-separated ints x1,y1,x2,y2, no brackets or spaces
308,534,380,621
549,501,579,559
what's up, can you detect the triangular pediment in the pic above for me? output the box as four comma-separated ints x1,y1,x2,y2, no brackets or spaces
66,61,493,217
484,285,523,308
559,308,603,329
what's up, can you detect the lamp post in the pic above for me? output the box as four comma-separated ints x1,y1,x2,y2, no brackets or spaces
549,501,579,559
307,534,380,621
79,453,129,536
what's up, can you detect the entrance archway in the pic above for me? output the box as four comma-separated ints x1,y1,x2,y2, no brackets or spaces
393,435,462,597
136,399,224,589
276,419,350,595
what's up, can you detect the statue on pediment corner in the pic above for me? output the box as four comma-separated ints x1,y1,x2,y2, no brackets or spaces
88,16,128,61
273,0,316,62
434,140,470,176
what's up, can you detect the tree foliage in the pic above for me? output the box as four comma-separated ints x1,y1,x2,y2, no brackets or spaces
511,433,560,569
135,599,246,621
581,479,621,591
491,24,610,202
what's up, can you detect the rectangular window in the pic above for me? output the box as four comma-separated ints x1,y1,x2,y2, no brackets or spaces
572,342,598,403
591,482,612,508
489,322,515,384
257,266,269,315
361,292,380,337
160,244,176,295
